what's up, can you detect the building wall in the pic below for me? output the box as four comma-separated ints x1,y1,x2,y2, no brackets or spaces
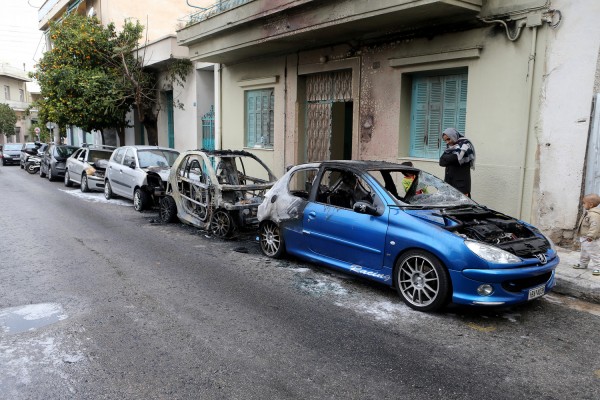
536,0,600,238
220,57,287,175
0,70,33,144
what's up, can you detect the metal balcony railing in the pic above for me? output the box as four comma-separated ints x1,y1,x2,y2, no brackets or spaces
178,0,255,27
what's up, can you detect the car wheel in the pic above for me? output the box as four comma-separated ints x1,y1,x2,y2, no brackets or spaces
40,164,46,178
25,163,37,174
64,170,73,187
80,175,89,193
210,210,234,238
133,188,151,212
159,196,178,223
259,221,286,258
104,180,113,200
394,250,450,312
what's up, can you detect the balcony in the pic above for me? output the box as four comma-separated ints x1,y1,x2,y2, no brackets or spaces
177,0,482,64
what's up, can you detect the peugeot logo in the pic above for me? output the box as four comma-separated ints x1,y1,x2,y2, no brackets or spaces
535,254,548,264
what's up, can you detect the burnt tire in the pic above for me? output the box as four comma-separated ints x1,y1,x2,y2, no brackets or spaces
259,221,286,258
159,196,178,223
133,188,150,212
80,175,89,193
210,210,234,239
394,250,450,312
64,170,73,187
104,180,113,200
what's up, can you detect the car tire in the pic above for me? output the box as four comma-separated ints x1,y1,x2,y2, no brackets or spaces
259,221,286,258
133,188,151,212
25,162,37,174
104,180,113,200
64,170,73,187
80,175,89,193
159,196,178,223
40,165,46,178
210,210,234,238
394,250,450,312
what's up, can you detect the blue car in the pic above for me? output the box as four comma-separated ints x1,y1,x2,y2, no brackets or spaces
257,161,558,312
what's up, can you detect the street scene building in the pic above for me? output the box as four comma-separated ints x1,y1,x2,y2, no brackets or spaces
0,62,36,144
24,0,600,240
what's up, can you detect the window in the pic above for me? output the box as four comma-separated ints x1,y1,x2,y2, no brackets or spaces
287,167,319,200
315,169,374,209
409,73,467,159
123,149,136,167
19,89,24,102
245,89,274,148
4,85,10,100
113,148,126,164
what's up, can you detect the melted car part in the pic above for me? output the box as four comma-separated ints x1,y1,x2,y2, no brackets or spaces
441,207,549,257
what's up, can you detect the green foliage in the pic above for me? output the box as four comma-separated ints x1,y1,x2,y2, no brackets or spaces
33,14,193,146
0,103,17,136
29,121,51,143
32,14,132,135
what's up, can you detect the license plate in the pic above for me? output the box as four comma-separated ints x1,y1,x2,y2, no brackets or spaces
528,285,546,300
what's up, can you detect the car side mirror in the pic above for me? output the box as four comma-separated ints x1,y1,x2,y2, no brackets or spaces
129,161,136,169
353,201,380,216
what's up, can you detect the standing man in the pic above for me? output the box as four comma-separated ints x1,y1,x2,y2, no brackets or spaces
439,127,476,197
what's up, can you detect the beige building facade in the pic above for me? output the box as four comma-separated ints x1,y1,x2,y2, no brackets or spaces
177,0,600,242
0,63,35,144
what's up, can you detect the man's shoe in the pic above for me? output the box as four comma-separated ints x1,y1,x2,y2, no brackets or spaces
593,269,600,276
572,264,588,269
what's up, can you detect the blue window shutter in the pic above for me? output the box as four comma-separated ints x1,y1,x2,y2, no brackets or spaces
246,92,257,147
410,80,429,158
410,73,468,159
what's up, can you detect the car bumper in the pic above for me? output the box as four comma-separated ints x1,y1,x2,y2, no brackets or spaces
2,157,20,164
88,175,105,191
449,256,559,306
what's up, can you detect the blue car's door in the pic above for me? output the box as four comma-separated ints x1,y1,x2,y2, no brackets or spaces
303,169,389,270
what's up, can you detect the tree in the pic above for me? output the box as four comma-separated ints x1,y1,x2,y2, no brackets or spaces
32,14,133,144
0,103,17,137
32,14,192,146
110,20,192,146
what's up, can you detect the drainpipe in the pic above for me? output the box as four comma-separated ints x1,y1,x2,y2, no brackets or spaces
214,63,222,150
517,25,538,220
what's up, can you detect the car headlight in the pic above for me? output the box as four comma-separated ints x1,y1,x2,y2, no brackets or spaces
465,240,521,264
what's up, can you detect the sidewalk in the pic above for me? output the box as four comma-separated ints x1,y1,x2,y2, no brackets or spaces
553,247,600,304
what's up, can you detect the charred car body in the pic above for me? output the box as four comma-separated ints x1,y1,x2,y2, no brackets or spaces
160,149,277,238
104,146,180,211
257,161,558,312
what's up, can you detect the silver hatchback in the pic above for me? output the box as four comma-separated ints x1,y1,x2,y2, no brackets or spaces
104,145,179,211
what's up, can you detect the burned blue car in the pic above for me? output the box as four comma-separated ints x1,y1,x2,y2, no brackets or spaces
257,161,558,312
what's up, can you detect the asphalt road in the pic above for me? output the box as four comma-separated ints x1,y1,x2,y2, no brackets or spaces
1,164,599,400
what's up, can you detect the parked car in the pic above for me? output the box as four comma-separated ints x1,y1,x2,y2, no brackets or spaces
104,145,180,211
159,149,277,238
64,145,116,192
20,142,41,169
40,144,79,181
1,143,23,166
257,161,558,312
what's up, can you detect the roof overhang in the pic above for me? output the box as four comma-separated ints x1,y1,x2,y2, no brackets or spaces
137,35,190,71
177,0,482,64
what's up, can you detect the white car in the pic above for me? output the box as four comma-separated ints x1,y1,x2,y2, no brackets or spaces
64,145,115,192
104,145,180,211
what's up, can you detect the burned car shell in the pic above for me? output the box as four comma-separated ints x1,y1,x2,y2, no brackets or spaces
257,161,558,312
161,149,277,238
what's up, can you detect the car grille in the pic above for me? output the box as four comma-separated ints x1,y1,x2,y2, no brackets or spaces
501,272,552,293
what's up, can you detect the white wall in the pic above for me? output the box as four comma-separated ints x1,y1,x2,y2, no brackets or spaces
536,0,600,233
